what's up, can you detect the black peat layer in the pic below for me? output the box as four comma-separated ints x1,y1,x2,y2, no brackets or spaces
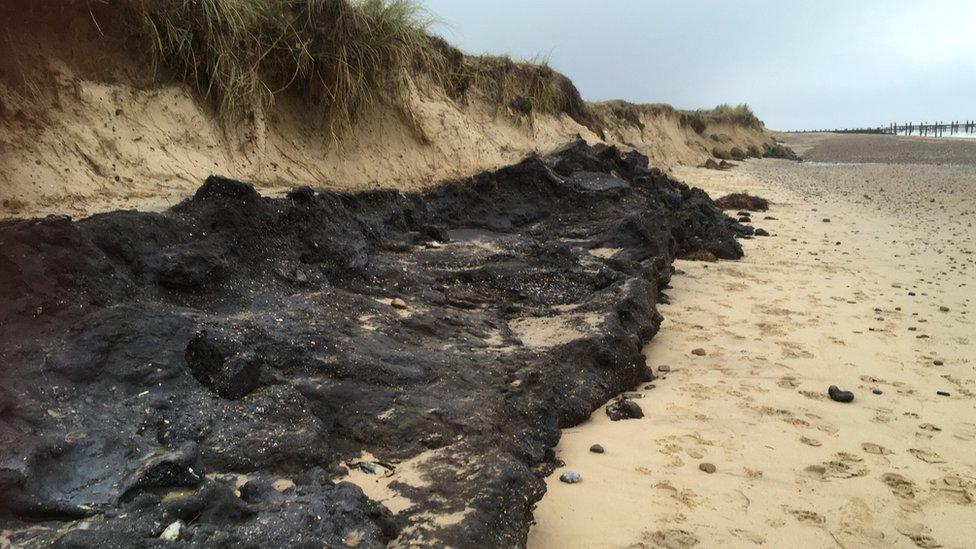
0,140,743,547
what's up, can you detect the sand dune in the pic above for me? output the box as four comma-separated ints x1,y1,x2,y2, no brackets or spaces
529,141,976,548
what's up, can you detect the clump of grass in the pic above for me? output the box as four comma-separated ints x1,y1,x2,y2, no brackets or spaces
729,146,746,161
746,144,762,158
125,0,450,135
694,103,763,129
463,55,598,131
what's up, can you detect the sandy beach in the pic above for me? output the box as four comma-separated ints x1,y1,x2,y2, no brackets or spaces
529,135,976,548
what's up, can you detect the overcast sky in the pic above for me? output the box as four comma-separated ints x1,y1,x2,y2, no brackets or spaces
420,0,975,130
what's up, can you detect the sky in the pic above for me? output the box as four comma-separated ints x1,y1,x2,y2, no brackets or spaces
419,0,976,131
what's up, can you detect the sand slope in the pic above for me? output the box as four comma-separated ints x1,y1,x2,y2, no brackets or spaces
530,151,976,548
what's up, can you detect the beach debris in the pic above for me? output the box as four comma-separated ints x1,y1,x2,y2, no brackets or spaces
822,218,831,222
590,444,605,454
391,298,408,310
827,385,855,403
939,306,950,312
160,521,184,541
358,462,378,475
559,471,582,484
343,530,363,547
644,384,656,390
606,398,644,421
937,391,951,397
691,348,707,356
933,360,944,366
698,463,717,474
658,364,671,373
872,388,883,395
755,228,770,236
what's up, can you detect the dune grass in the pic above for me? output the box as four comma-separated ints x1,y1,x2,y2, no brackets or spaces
695,103,763,129
126,0,451,134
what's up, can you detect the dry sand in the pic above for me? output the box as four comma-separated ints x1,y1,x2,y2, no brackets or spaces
529,137,976,548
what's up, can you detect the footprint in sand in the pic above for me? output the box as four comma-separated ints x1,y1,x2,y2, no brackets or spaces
805,452,869,480
783,506,826,526
953,422,976,441
928,476,975,505
777,376,800,389
654,481,699,509
799,389,826,401
908,448,945,464
729,528,766,545
896,523,941,549
800,436,822,447
637,529,700,549
861,442,892,455
882,473,917,500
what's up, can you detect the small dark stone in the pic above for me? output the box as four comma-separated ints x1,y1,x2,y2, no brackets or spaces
828,385,855,403
755,228,770,236
937,391,951,397
933,360,944,366
691,348,706,356
872,388,883,395
658,365,671,373
699,462,716,474
589,444,605,454
606,398,644,421
939,306,950,312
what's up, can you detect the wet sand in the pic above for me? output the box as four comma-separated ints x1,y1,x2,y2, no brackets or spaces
529,142,976,548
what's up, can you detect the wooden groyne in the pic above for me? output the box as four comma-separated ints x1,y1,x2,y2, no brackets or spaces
799,120,976,137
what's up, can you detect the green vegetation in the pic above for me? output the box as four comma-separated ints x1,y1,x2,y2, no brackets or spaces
129,0,448,133
729,146,746,161
694,104,764,129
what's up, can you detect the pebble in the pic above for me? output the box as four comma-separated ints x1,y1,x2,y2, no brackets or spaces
937,391,951,397
658,364,671,373
391,298,408,310
559,471,582,484
691,348,707,356
828,385,855,403
933,360,944,366
872,388,883,395
755,228,770,236
699,462,717,474
160,521,184,541
272,479,295,493
590,444,605,454
939,306,950,312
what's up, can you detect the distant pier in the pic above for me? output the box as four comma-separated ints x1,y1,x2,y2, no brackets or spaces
798,120,976,137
